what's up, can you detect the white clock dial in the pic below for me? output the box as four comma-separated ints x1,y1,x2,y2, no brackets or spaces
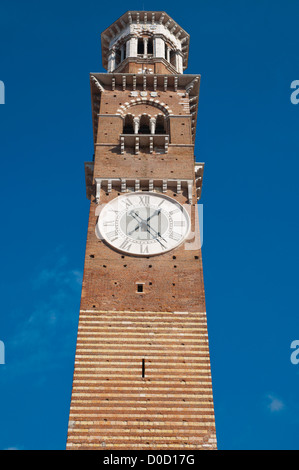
96,192,191,256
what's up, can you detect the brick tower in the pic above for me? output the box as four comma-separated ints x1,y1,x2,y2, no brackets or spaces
66,11,217,450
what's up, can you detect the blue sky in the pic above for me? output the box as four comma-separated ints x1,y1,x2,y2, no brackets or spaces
0,0,299,450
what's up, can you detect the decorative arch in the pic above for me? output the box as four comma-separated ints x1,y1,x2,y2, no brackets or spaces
116,99,174,118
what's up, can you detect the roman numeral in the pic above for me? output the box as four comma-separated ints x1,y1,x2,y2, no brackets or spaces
123,198,133,209
106,231,118,242
119,238,132,252
169,208,181,215
140,244,149,254
174,220,186,227
138,195,150,206
169,231,182,241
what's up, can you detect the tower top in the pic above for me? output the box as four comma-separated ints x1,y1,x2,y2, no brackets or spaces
101,11,190,74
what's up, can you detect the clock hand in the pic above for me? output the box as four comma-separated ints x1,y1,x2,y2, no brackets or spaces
130,210,166,243
146,209,161,222
128,224,140,236
156,237,167,249
131,210,161,228
128,211,149,237
149,228,167,249
130,211,161,234
145,224,167,243
146,209,165,240
130,211,146,224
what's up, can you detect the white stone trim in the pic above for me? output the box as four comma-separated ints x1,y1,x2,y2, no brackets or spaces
94,178,194,204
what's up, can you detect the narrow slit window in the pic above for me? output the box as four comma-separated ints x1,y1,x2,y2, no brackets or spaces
142,359,145,378
148,38,153,54
137,284,143,293
138,38,144,55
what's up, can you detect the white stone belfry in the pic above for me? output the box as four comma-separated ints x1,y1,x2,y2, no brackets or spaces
101,11,190,74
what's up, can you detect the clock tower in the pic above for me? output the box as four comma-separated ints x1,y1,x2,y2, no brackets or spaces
66,11,217,450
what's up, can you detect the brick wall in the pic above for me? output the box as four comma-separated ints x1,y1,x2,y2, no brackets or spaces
66,67,217,449
67,309,216,450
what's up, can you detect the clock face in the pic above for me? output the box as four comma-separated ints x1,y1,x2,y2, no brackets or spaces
96,192,191,256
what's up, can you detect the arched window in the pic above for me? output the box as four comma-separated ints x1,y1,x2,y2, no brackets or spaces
139,115,150,134
156,115,166,134
123,115,134,134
